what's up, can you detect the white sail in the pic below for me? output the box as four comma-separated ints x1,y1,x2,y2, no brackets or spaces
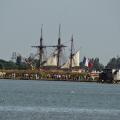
43,51,57,66
61,51,80,68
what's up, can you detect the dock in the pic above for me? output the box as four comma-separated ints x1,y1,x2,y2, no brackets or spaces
0,69,99,82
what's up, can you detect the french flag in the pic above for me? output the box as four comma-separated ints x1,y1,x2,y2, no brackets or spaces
85,58,94,69
85,58,89,67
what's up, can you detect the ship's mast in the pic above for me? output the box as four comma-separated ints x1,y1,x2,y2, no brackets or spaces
32,24,67,69
32,25,51,68
55,24,67,68
70,35,74,69
57,24,61,67
39,25,43,67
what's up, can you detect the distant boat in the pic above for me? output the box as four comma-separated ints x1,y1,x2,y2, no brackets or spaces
32,25,80,70
42,36,80,69
43,50,80,69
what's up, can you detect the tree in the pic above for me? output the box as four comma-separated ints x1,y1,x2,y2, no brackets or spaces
0,59,28,70
0,64,3,69
106,57,120,69
92,58,104,71
80,57,104,71
16,55,22,65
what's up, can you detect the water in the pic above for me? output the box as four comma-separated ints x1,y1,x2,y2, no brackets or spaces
0,80,120,120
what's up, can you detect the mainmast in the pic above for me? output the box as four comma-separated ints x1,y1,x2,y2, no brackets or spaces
56,24,67,68
39,25,43,67
70,35,74,69
57,24,61,67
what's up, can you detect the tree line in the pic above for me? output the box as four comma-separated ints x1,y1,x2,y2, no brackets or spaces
0,57,29,70
0,56,120,71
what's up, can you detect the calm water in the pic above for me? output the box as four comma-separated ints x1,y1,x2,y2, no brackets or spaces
0,79,120,120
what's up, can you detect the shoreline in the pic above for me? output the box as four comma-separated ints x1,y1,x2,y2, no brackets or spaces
0,69,99,82
0,78,98,83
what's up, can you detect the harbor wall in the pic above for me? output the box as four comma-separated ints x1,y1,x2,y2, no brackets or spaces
0,69,99,82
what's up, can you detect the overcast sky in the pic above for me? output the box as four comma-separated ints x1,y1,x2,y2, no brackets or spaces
1,0,120,65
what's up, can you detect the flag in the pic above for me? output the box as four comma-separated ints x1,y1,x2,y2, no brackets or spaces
88,59,94,69
85,58,89,67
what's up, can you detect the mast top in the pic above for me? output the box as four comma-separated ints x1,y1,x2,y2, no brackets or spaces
40,24,43,41
58,24,61,39
71,34,73,40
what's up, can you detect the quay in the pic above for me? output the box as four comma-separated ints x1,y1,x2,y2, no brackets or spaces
0,69,99,82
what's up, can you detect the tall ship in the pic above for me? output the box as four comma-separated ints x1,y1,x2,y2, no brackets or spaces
32,25,80,71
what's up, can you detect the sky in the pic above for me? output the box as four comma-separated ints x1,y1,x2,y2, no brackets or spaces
0,0,120,65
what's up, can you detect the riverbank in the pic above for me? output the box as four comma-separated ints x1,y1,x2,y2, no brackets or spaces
0,69,99,82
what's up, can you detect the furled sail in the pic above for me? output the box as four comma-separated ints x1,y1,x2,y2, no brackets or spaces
61,51,80,68
43,51,57,66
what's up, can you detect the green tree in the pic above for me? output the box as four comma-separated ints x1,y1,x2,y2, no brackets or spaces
80,57,104,71
92,58,104,71
106,57,120,69
0,59,28,70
